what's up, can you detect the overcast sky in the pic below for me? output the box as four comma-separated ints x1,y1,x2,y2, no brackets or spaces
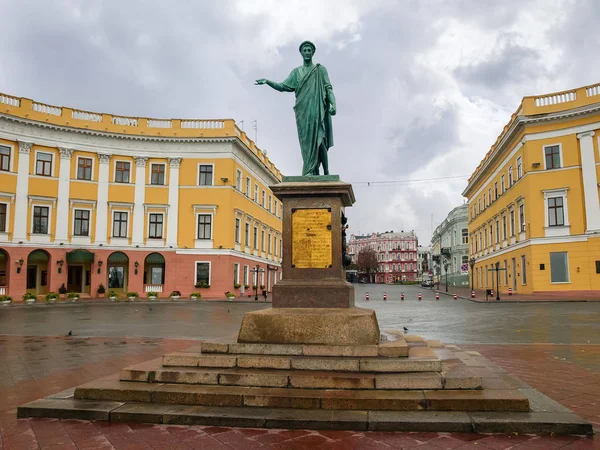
1,0,598,244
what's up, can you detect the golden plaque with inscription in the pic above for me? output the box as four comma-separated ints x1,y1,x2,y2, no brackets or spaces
291,208,333,269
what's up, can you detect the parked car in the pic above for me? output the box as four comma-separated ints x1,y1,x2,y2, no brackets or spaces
421,279,434,288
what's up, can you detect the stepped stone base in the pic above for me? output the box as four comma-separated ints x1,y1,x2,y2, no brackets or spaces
237,307,380,345
17,335,593,435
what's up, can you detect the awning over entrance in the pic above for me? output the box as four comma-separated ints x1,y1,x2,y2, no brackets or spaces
108,251,129,264
28,250,49,263
66,249,94,264
145,253,165,264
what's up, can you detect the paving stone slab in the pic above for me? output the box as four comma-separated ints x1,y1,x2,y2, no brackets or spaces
155,369,220,385
320,390,425,411
46,387,76,399
376,373,443,390
360,358,441,373
408,346,437,358
237,355,292,369
377,340,409,358
469,411,593,435
368,410,472,432
229,343,304,355
18,398,123,420
424,389,529,412
162,405,267,427
265,409,368,430
200,342,229,353
75,379,165,402
442,366,482,389
219,372,289,388
290,372,375,390
162,353,237,368
291,357,360,372
302,344,379,357
151,384,245,407
519,388,574,413
110,403,172,423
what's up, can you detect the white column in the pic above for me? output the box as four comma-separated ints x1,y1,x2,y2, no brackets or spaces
12,141,32,243
577,131,600,233
166,157,181,247
94,154,111,245
131,156,147,246
54,147,73,243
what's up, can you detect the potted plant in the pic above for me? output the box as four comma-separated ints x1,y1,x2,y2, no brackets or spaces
58,283,67,300
127,292,139,302
194,281,210,288
0,295,12,306
170,290,181,301
189,292,201,300
147,291,158,301
46,292,59,304
67,292,80,302
244,284,250,290
259,285,265,290
233,283,241,289
22,292,36,305
108,290,118,302
224,291,235,301
97,283,106,298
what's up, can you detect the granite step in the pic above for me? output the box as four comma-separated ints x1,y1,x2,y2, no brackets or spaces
17,398,592,434
162,348,441,373
121,360,477,390
74,378,527,412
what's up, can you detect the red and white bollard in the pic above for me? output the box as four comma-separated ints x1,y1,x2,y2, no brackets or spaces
366,293,369,301
471,291,475,298
400,292,404,300
508,287,513,296
418,292,422,300
453,293,458,300
383,293,387,301
435,293,439,300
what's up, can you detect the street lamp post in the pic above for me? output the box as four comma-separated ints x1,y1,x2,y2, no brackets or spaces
250,265,265,301
444,261,449,292
469,257,476,291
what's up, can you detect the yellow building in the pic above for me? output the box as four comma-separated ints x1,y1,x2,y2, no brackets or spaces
0,93,282,300
463,83,600,295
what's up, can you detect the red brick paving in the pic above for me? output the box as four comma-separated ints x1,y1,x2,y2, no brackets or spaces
0,336,598,449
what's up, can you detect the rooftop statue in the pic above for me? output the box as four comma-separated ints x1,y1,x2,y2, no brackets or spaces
256,41,336,176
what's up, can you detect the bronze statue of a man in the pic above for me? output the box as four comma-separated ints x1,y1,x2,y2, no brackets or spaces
256,41,336,176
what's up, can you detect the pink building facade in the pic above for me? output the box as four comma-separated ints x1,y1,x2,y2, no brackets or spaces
348,231,419,283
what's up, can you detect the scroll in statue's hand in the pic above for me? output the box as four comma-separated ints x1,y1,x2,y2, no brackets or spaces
329,103,336,116
255,79,267,85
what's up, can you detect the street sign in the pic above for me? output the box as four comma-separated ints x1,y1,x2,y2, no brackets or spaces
461,264,468,273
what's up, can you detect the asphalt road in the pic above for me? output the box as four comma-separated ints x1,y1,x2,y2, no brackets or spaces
1,284,598,344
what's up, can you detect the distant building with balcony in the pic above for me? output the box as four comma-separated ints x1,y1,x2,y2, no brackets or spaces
0,92,282,301
348,230,418,283
430,205,469,288
463,82,600,295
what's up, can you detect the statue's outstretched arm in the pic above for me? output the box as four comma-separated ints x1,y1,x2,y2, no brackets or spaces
255,78,294,93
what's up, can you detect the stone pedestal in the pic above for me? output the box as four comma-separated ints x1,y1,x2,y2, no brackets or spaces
237,176,380,346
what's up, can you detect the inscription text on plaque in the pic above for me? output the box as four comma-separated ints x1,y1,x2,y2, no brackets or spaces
291,208,332,269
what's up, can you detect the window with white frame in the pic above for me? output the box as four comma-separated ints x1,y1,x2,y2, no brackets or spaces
508,166,513,186
150,163,165,185
509,209,515,236
483,193,487,208
115,161,131,183
244,265,249,286
36,152,53,176
244,222,249,246
521,255,527,284
483,227,488,248
268,195,272,212
274,236,277,256
0,203,6,232
501,174,505,194
233,263,239,285
197,214,212,239
195,262,210,286
77,157,93,181
495,219,500,244
502,215,507,240
488,188,492,204
235,218,240,243
148,213,163,239
517,156,522,179
245,177,251,196
275,200,278,217
544,145,561,169
550,252,569,283
519,203,525,232
261,230,265,251
268,233,272,254
112,211,128,237
73,209,90,236
461,228,468,244
254,184,258,202
0,145,10,172
236,169,242,191
261,190,266,207
198,165,213,186
547,197,565,226
494,182,498,199
253,226,258,249
32,206,49,234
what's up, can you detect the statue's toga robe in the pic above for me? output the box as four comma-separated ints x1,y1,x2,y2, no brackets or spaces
279,64,334,176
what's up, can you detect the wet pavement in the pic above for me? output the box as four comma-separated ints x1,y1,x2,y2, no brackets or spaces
2,284,599,345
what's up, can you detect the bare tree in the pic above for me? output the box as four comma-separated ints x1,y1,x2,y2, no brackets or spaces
356,248,378,281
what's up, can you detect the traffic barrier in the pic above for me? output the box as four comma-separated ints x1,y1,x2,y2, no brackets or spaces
365,293,369,301
453,293,458,300
383,293,387,301
508,287,512,296
435,293,439,300
400,292,404,300
471,291,475,298
418,292,422,300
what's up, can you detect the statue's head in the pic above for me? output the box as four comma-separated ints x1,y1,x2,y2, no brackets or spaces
299,41,316,60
